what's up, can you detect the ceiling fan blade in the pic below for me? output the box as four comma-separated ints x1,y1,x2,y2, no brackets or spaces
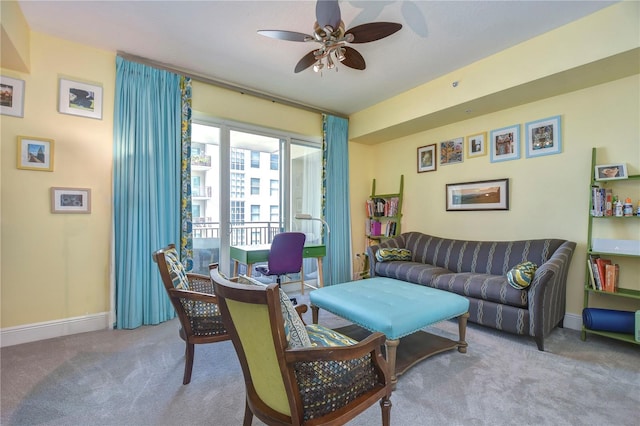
345,22,402,43
316,0,341,30
294,51,318,73
341,46,366,70
257,30,311,42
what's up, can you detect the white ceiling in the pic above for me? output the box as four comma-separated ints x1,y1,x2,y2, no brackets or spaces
18,0,617,116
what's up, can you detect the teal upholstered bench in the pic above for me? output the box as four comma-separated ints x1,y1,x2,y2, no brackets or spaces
310,277,470,388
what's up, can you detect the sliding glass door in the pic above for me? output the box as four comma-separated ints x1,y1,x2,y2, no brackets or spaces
189,119,321,277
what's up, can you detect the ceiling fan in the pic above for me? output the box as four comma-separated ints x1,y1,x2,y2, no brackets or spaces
258,0,402,73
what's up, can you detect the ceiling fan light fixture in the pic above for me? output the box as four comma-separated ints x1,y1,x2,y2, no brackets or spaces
335,47,346,62
313,61,324,72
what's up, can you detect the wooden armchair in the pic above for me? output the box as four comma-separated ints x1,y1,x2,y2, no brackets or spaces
152,244,230,385
210,266,392,426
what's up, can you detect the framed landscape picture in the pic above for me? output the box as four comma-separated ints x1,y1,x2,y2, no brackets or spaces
490,125,520,163
446,178,509,211
525,115,562,158
58,78,103,119
439,137,463,166
17,136,54,171
417,144,436,173
1,75,25,117
51,187,92,214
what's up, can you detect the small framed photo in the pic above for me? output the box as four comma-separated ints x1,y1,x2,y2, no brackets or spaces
439,137,464,165
525,115,562,158
1,75,25,117
51,187,92,214
490,125,520,163
17,136,54,171
417,144,436,173
446,178,509,211
595,163,628,181
466,132,487,158
58,78,103,119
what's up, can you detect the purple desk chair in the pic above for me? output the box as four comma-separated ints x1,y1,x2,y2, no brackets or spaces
255,232,306,305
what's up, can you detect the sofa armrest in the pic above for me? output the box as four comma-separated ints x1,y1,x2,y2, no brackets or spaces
527,240,576,348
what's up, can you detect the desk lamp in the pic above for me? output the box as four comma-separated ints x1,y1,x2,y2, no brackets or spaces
295,213,331,286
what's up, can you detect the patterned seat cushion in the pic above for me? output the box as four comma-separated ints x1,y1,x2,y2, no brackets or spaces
305,324,357,347
431,272,528,308
164,247,190,290
237,275,312,348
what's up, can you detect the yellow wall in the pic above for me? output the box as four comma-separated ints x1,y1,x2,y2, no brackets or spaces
0,31,321,335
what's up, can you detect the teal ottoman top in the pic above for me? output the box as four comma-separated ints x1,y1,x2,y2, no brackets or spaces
310,277,469,340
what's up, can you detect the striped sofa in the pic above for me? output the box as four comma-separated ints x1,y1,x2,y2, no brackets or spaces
367,232,576,351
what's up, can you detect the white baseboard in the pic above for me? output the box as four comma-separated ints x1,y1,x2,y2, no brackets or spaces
563,312,582,331
1,312,111,348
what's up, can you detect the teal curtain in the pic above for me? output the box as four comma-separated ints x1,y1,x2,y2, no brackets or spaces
113,56,190,328
322,114,352,285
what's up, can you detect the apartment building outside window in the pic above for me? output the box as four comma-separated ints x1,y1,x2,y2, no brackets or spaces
270,179,278,197
270,153,278,170
231,148,244,170
250,178,260,195
231,172,244,198
251,151,260,168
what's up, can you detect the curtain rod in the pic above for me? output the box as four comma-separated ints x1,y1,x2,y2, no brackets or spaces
117,51,346,118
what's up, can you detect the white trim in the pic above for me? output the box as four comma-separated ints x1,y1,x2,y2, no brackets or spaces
0,312,111,348
563,312,582,331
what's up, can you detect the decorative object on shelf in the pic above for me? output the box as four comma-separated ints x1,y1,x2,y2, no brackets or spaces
439,137,463,165
490,125,520,163
417,144,436,173
1,75,25,117
594,163,627,181
524,115,562,158
50,187,92,214
58,78,103,119
466,132,487,158
17,136,54,171
445,178,509,211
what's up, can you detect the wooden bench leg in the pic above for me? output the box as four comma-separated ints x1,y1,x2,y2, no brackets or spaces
457,312,469,353
311,305,319,324
385,338,400,390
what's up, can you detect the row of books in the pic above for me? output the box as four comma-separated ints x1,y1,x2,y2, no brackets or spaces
587,254,619,292
366,197,400,217
365,219,397,237
591,187,614,216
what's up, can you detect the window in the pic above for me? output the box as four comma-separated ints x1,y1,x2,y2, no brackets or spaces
270,179,278,197
251,205,260,221
231,201,244,223
270,153,279,170
231,173,244,198
270,205,279,222
251,178,260,195
231,148,244,170
251,151,260,168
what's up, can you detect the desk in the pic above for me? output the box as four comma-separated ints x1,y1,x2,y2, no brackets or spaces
230,244,326,292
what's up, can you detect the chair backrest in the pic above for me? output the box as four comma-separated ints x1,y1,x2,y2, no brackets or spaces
267,232,306,276
210,267,299,421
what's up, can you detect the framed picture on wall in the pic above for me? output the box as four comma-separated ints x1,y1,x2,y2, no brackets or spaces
417,144,436,173
58,78,103,119
446,178,509,211
490,125,520,163
1,75,25,117
525,115,562,158
594,163,627,181
439,137,464,165
50,187,92,213
466,132,487,158
17,136,54,171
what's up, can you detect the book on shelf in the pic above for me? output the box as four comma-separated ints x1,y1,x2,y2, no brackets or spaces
595,257,611,290
587,255,619,292
586,258,597,290
604,263,619,292
588,254,602,290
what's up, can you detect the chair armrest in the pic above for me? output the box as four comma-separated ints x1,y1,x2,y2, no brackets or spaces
170,288,220,305
285,331,387,364
295,304,308,323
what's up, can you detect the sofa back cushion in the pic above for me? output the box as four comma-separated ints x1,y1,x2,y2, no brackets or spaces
386,232,565,275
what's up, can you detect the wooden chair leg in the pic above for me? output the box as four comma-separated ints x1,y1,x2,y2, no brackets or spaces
380,396,392,426
243,400,253,426
183,342,195,385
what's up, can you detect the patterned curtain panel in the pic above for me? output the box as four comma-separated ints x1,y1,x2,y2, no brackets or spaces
113,56,184,329
322,114,352,285
180,77,193,271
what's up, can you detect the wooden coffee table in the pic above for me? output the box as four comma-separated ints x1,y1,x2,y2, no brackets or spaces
310,277,469,389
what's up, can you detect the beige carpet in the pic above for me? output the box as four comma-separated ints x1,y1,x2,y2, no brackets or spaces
2,289,639,426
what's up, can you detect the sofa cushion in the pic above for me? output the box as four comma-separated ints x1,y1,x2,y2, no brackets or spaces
305,324,357,347
431,272,528,308
375,248,412,262
374,261,451,286
507,261,538,289
164,247,190,290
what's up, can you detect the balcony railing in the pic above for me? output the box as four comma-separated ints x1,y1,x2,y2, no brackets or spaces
191,155,212,167
192,186,212,198
192,221,281,246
